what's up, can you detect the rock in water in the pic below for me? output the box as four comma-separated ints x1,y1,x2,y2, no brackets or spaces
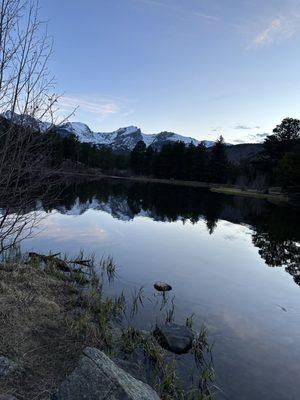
154,282,172,292
154,324,194,354
52,347,160,400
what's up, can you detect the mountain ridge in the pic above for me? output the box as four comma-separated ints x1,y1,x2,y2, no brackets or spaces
1,111,215,152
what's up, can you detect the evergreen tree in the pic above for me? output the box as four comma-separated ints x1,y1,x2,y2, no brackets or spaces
264,118,300,161
208,136,228,183
193,143,208,181
130,141,147,174
276,143,300,191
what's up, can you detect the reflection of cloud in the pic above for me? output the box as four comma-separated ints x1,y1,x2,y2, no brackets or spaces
220,309,261,340
37,211,108,244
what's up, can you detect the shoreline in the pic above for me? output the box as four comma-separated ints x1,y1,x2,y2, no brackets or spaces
95,174,289,202
60,170,289,202
0,252,214,399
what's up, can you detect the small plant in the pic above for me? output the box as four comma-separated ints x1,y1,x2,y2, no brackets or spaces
130,285,145,318
100,255,117,283
155,359,184,400
165,296,175,324
121,326,142,353
142,334,164,365
186,313,195,329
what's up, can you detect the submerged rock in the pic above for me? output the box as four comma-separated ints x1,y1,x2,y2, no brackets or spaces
52,347,160,400
154,324,194,354
154,282,172,292
0,356,17,378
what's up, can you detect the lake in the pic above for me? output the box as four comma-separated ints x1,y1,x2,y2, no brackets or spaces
21,179,300,400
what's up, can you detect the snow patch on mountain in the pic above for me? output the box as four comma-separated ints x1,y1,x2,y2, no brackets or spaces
1,111,216,151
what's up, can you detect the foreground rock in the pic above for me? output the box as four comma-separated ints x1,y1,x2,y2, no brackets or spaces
154,282,172,292
154,324,194,354
52,347,160,400
0,356,17,378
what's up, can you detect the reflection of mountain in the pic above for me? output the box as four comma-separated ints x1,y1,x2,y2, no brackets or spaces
43,179,300,287
56,197,136,221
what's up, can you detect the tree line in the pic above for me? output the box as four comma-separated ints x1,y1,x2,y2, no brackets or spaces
129,136,228,183
46,117,300,193
10,115,291,194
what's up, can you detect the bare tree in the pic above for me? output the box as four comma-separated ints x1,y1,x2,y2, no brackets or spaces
0,0,64,252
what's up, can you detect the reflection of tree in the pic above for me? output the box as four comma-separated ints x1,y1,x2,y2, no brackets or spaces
252,231,298,267
43,180,226,231
43,179,300,287
251,207,300,286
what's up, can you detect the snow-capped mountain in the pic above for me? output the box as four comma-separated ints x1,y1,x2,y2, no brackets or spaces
1,111,215,152
1,110,52,133
57,122,215,151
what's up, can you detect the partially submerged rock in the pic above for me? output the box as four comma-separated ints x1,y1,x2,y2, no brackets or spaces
52,347,160,400
154,282,172,292
0,356,17,378
154,324,194,354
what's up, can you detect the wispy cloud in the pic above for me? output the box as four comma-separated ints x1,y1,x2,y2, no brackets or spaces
59,95,120,118
235,124,260,130
246,132,269,142
252,14,299,47
134,0,220,22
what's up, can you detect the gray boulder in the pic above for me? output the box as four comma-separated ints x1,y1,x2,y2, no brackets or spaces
154,324,194,354
53,347,160,400
0,356,17,378
153,282,172,292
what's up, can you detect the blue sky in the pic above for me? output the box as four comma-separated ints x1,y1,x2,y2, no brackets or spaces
40,0,300,143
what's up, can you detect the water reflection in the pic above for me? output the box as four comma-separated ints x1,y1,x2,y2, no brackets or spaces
21,178,300,400
40,179,300,287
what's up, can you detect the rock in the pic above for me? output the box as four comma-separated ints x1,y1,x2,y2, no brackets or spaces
52,347,160,400
0,396,18,400
154,324,194,354
154,282,172,292
113,358,147,384
0,356,17,378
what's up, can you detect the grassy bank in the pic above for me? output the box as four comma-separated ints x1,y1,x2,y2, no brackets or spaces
0,251,216,400
210,187,289,202
0,254,107,398
58,168,289,203
96,174,289,202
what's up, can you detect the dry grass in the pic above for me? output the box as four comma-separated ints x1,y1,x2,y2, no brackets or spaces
0,254,218,400
0,261,103,400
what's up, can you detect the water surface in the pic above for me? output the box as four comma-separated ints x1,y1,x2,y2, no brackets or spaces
21,180,300,400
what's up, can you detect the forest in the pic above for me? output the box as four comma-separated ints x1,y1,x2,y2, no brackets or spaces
47,117,300,193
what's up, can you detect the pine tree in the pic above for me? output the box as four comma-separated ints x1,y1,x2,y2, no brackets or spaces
130,141,147,174
208,135,228,183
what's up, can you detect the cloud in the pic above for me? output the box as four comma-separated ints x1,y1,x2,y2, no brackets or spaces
59,95,120,118
235,124,261,130
255,133,268,138
134,0,220,22
211,126,223,133
232,139,247,144
252,15,299,47
247,132,269,142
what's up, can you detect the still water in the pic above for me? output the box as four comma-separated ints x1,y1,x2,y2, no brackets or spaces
22,179,300,400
